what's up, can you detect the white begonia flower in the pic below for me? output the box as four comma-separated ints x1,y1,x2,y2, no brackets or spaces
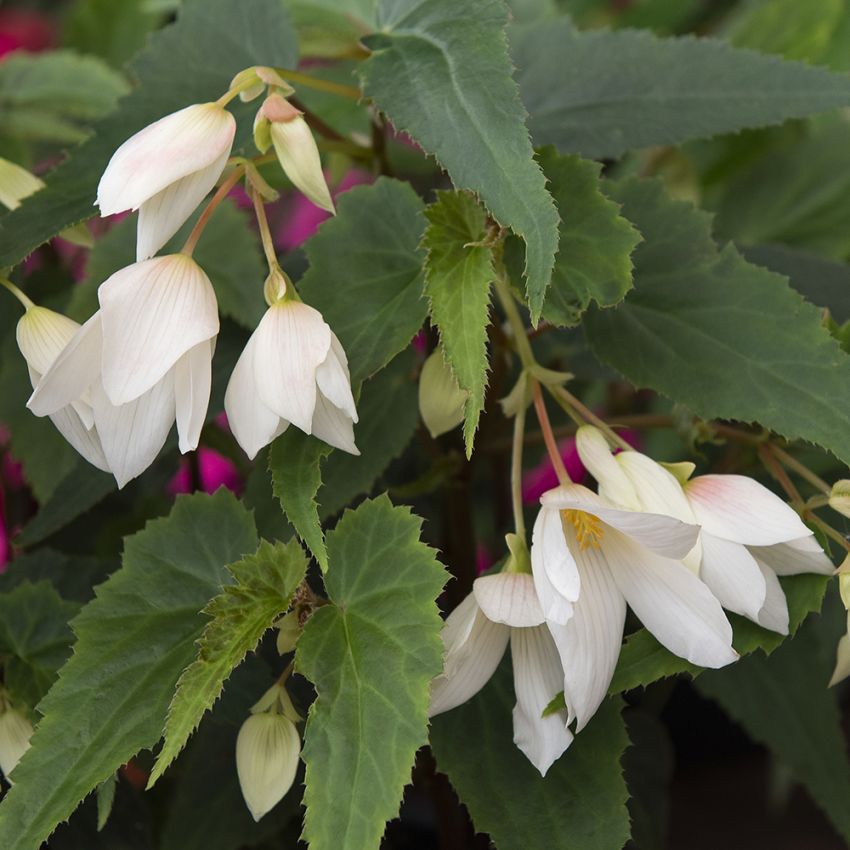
236,712,301,821
531,482,737,732
97,103,236,261
576,425,834,637
257,93,334,214
27,255,218,488
225,277,358,459
429,570,573,777
0,702,33,782
16,304,110,474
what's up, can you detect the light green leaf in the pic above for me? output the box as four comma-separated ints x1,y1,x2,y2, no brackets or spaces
583,177,850,469
512,17,850,160
299,178,427,385
0,583,79,709
0,0,297,269
537,148,641,327
269,433,331,571
150,539,308,784
297,496,447,850
610,573,828,693
361,0,559,322
422,190,493,455
697,600,850,840
0,50,129,146
430,664,631,850
0,490,258,849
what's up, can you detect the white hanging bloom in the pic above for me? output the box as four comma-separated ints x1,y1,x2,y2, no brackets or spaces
429,570,572,776
0,703,33,782
225,278,358,459
531,482,737,732
236,712,301,821
257,93,334,213
97,103,236,261
28,255,218,487
576,426,834,636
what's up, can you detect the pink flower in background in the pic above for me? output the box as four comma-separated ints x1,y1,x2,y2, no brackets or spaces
0,10,54,58
168,447,242,496
476,543,495,576
276,169,373,251
0,483,9,571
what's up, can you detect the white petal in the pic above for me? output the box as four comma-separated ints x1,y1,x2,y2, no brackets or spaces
315,334,357,421
685,474,810,546
99,255,218,405
16,306,79,376
311,392,359,455
473,573,545,628
429,594,509,717
541,484,699,559
92,377,176,489
253,301,331,434
575,425,641,509
510,626,573,777
547,546,625,731
224,332,284,460
699,533,767,621
27,313,103,417
270,116,334,213
753,558,790,635
603,528,738,668
530,506,577,625
136,147,231,260
174,340,213,454
49,406,111,473
749,537,834,576
97,103,235,214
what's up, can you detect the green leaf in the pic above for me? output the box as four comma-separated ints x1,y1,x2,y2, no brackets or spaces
512,17,850,159
299,178,427,385
430,664,631,850
297,496,447,850
360,0,559,322
0,549,115,605
0,490,258,849
150,539,308,783
697,599,850,840
68,199,266,329
0,50,129,146
94,776,116,833
269,433,331,570
0,0,297,269
583,177,850,468
422,190,493,455
537,148,641,327
0,583,79,709
318,350,419,518
610,573,828,693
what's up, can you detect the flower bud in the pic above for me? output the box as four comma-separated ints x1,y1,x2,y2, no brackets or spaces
0,704,33,782
261,93,334,213
230,66,294,103
263,268,289,306
830,480,850,519
275,610,301,655
0,156,43,210
236,713,300,821
418,349,467,439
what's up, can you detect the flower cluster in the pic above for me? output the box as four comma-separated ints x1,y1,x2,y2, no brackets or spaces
8,67,357,488
429,425,834,775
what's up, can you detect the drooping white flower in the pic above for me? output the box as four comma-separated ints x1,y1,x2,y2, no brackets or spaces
531,482,737,731
256,93,334,213
97,103,236,261
225,280,358,459
15,304,110,473
576,425,834,636
429,570,572,776
28,254,218,487
236,712,301,821
0,702,33,782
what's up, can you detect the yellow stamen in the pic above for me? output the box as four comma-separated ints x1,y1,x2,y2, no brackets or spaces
561,509,604,550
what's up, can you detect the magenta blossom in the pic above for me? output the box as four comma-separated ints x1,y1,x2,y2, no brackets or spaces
168,447,242,496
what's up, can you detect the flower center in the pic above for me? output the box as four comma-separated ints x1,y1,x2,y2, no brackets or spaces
560,509,604,550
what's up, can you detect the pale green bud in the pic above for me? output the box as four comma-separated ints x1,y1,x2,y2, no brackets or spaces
503,533,532,576
418,349,467,439
0,704,33,782
275,610,301,655
660,461,696,485
0,157,43,211
830,480,850,519
263,268,289,306
236,713,301,821
230,66,294,103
